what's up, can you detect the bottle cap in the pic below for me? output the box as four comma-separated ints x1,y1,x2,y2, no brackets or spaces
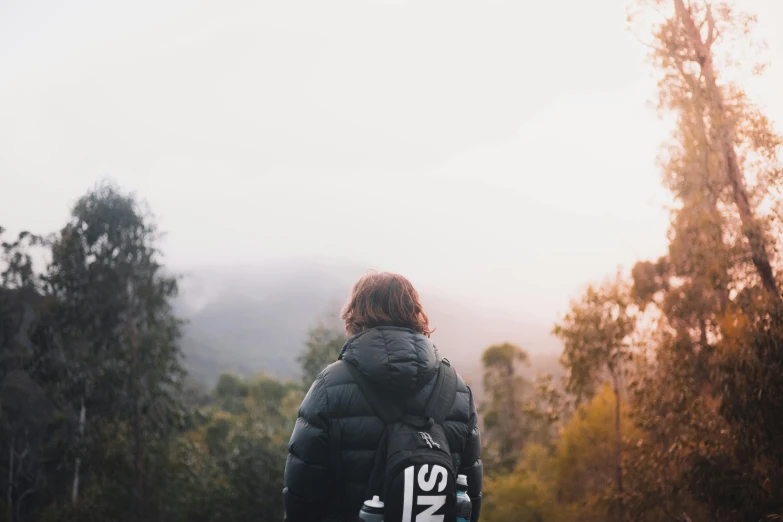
457,474,468,486
364,496,384,509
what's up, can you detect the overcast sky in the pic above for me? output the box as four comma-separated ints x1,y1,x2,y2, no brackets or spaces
2,0,783,323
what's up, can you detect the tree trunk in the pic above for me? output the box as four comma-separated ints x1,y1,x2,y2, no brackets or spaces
71,401,86,505
612,373,625,522
503,364,515,461
673,0,781,307
128,281,143,519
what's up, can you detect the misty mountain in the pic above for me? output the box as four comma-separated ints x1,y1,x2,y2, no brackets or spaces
174,259,564,393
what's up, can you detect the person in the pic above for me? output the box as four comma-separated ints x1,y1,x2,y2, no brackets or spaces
283,271,482,522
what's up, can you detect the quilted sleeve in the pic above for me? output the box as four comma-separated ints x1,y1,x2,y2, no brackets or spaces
459,385,483,522
283,374,330,522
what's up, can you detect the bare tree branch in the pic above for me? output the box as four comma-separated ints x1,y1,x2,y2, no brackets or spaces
630,29,666,52
639,0,671,22
704,3,717,48
673,58,701,93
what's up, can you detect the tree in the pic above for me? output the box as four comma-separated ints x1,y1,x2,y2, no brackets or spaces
297,320,346,387
553,385,643,522
37,181,185,520
632,0,783,307
704,309,783,520
553,272,636,522
521,373,568,450
621,2,783,519
163,371,295,522
625,330,721,522
0,228,59,522
481,463,557,522
480,342,530,471
4,185,323,521
213,373,249,414
481,386,641,522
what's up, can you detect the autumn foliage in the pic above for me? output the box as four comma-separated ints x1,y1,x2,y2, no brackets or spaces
478,1,783,521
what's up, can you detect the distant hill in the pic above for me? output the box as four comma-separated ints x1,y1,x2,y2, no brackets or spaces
173,259,565,397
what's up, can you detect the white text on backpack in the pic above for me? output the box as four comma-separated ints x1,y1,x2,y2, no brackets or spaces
402,464,447,522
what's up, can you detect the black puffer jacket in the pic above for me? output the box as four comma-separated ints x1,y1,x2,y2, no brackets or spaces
283,326,482,522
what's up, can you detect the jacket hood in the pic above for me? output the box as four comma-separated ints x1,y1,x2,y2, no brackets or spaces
338,326,440,394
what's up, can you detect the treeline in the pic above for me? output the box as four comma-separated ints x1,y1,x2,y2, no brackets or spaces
0,184,350,522
477,2,783,521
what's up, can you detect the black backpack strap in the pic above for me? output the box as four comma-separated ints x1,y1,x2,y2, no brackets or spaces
365,430,389,500
340,360,402,424
424,358,458,425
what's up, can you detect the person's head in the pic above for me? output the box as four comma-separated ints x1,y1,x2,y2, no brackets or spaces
341,270,433,337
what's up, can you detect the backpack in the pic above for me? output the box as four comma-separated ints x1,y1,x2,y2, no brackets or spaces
341,358,459,522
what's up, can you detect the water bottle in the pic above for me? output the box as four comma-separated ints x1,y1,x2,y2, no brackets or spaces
456,474,472,522
358,495,384,522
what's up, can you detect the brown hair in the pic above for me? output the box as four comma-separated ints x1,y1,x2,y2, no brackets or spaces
341,271,433,336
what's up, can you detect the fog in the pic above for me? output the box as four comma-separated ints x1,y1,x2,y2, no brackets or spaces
3,0,783,323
